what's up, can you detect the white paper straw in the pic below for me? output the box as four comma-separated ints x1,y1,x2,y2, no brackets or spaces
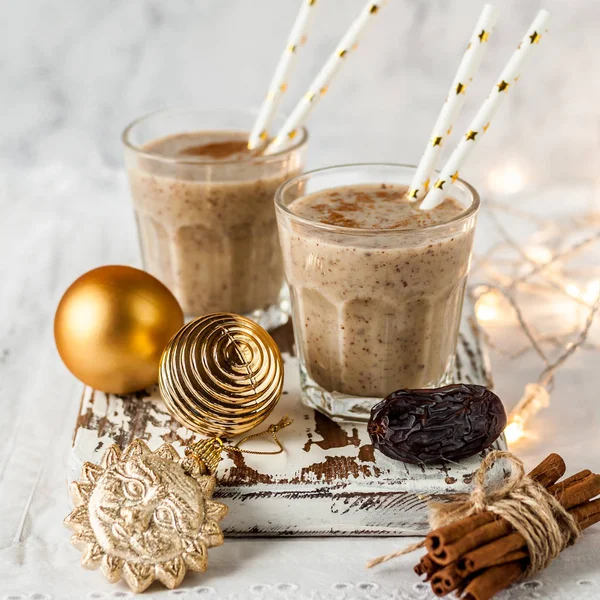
420,9,550,210
408,4,498,201
247,0,319,150
264,0,386,155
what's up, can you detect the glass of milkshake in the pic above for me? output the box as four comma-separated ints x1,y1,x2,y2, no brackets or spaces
276,164,480,421
123,108,307,328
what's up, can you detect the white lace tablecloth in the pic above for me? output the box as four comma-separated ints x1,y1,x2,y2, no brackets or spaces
1,162,599,599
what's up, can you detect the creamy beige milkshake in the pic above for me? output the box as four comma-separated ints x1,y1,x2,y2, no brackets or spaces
276,164,479,420
123,109,307,326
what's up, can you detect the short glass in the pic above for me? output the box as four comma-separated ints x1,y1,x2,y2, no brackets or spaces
123,108,308,329
275,164,480,421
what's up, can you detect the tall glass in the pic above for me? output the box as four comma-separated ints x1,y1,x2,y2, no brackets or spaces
123,108,308,329
276,164,480,421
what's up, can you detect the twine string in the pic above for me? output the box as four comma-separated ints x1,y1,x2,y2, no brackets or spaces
366,450,581,573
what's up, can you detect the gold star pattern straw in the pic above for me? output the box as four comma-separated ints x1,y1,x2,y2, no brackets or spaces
407,4,497,200
419,9,550,211
265,0,386,155
409,177,432,201
247,0,319,149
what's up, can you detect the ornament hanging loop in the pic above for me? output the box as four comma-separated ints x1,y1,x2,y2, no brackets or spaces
225,415,293,456
186,416,293,475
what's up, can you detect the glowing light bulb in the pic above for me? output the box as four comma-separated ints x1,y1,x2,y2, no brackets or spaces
504,419,524,445
475,291,503,322
488,165,526,195
476,304,497,322
583,280,600,304
505,383,550,445
525,245,552,265
566,284,581,298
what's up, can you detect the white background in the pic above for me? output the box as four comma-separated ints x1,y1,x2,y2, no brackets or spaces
1,1,599,598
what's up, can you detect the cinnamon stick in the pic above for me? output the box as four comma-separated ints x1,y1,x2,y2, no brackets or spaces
430,470,600,565
454,490,600,577
430,519,512,565
456,549,528,576
527,453,566,487
461,560,524,600
456,531,525,575
412,457,598,600
553,473,600,509
430,563,463,597
425,453,565,556
546,469,592,495
580,513,600,530
426,512,499,556
571,497,600,528
414,553,441,580
459,501,600,600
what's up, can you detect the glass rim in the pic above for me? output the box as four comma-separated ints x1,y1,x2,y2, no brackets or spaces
275,162,480,235
121,107,309,166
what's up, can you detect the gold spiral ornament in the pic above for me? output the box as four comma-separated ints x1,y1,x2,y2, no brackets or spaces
159,313,284,437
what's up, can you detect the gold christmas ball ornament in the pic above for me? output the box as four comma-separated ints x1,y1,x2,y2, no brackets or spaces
159,313,284,437
55,266,184,394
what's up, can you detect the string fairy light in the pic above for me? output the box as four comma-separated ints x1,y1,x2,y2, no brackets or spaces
525,245,553,265
469,194,600,445
504,383,550,444
487,164,527,195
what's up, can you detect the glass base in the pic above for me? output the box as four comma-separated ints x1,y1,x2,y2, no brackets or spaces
244,285,291,332
183,287,291,332
244,303,289,332
299,360,456,423
185,303,289,331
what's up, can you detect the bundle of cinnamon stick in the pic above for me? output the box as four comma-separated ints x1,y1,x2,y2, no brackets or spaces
415,454,600,600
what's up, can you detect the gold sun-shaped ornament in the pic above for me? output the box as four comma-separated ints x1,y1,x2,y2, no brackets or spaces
64,439,228,593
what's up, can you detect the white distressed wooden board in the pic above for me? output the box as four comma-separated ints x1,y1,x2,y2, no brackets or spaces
69,313,506,536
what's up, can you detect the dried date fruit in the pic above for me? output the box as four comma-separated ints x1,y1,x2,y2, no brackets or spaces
367,384,507,464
